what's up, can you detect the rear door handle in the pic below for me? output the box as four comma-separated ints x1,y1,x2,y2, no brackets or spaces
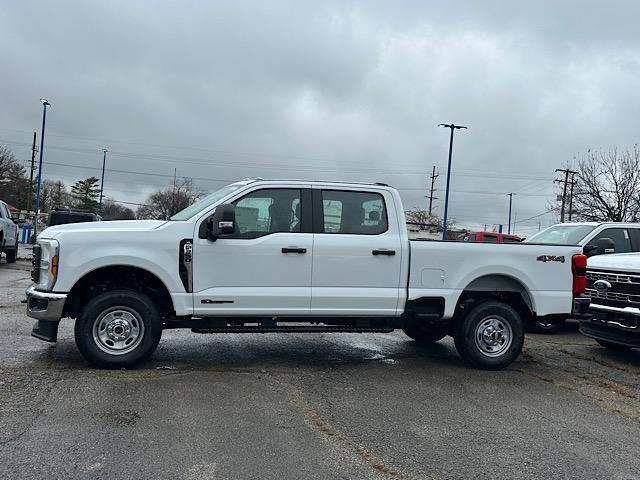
282,247,307,254
372,249,396,256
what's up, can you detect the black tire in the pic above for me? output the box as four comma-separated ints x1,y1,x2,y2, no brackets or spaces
527,318,565,334
596,339,631,351
5,238,17,263
453,301,524,370
74,289,162,368
403,321,448,343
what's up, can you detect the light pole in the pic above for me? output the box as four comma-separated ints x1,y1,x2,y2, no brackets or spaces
99,149,107,210
33,98,50,241
438,123,467,240
507,193,515,234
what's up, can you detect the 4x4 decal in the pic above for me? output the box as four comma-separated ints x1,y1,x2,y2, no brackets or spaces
536,255,565,263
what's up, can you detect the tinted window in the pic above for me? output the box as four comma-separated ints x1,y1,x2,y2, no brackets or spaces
587,228,631,254
483,234,498,243
232,189,301,238
628,228,640,252
321,190,387,235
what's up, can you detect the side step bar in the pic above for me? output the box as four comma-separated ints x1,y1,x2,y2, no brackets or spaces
191,325,395,334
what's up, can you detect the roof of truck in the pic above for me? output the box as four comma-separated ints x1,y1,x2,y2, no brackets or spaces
549,222,640,227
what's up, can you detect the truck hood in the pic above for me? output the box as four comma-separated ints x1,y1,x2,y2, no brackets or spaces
588,252,640,272
40,220,169,238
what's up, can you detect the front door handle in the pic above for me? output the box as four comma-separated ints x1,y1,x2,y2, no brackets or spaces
282,247,307,254
372,249,396,256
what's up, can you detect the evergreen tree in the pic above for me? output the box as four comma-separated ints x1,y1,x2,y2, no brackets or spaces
71,177,101,211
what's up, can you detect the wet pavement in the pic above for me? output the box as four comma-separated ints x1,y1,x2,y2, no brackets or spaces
1,259,639,479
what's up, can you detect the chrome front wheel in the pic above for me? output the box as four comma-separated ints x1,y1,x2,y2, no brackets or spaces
93,307,145,355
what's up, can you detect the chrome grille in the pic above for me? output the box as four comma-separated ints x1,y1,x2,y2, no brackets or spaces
31,244,41,283
586,268,640,306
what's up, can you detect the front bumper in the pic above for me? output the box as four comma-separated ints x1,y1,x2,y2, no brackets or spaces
25,285,67,321
25,285,67,343
579,302,640,348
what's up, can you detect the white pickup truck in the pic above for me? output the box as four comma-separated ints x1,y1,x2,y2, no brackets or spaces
25,179,590,370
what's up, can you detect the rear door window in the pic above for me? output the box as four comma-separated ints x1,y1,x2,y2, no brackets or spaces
320,190,387,235
483,234,498,243
587,228,632,253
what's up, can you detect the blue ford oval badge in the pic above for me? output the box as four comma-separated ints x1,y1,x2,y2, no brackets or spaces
593,279,611,292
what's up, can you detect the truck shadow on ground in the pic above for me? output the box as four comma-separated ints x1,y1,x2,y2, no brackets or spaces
46,333,470,372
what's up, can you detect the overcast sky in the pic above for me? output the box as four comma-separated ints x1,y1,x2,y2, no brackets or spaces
2,0,639,234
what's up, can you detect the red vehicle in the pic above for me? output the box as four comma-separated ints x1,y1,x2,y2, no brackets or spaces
459,231,522,243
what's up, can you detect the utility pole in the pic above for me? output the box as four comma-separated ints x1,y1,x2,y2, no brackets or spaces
171,167,177,216
27,131,37,214
438,123,468,240
427,165,438,215
507,193,515,234
33,99,50,241
568,178,576,221
99,149,107,210
554,168,577,223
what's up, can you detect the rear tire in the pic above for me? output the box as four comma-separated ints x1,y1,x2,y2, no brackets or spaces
596,339,631,351
403,321,448,343
454,301,524,370
74,289,162,368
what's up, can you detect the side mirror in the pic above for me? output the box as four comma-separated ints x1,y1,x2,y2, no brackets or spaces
585,238,615,257
198,204,236,241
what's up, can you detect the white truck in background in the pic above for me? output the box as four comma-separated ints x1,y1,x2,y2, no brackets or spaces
580,253,640,351
0,199,19,264
525,221,640,332
26,179,590,370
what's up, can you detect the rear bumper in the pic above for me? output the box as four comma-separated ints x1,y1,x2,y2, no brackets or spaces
579,302,640,348
572,296,591,319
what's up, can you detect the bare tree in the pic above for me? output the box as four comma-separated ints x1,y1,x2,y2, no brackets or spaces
101,199,136,220
404,208,453,233
557,147,640,222
137,178,203,220
0,145,30,209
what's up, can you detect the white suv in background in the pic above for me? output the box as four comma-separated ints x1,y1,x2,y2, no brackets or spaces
0,199,18,263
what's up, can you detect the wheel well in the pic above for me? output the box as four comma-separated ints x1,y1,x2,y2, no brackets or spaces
64,266,174,318
457,274,534,323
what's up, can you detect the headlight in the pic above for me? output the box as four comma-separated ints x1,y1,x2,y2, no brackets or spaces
34,239,59,291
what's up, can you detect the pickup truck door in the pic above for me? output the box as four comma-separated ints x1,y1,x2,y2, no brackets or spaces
192,187,313,316
310,188,403,316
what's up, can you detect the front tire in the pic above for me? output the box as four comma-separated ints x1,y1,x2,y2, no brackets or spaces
5,246,17,263
454,301,524,370
74,290,162,368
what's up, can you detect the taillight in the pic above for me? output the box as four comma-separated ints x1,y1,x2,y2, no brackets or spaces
572,254,587,295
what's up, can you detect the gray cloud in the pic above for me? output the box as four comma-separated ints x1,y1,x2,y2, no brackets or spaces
2,0,639,234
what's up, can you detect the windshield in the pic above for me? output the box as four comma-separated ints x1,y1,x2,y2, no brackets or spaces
525,224,596,245
170,184,243,221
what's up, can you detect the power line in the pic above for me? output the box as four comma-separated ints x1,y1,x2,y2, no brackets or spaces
2,137,554,180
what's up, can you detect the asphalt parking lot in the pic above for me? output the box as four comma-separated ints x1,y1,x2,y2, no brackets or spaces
1,258,639,480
